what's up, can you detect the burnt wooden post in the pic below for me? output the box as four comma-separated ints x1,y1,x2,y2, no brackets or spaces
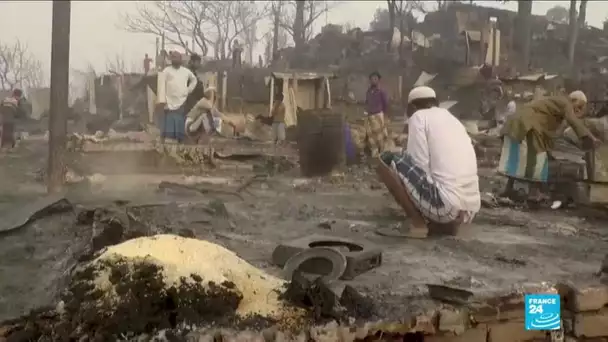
47,0,71,193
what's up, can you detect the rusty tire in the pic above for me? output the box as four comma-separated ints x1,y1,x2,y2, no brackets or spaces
282,246,347,282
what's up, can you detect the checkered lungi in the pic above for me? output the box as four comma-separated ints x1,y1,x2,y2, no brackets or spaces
380,151,461,224
162,107,186,143
365,112,388,156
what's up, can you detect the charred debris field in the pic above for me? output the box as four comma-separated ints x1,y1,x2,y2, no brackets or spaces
0,142,607,341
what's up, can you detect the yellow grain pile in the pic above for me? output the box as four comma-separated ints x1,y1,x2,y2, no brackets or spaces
92,235,302,319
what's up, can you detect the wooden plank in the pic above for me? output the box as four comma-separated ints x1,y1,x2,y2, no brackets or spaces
592,145,608,182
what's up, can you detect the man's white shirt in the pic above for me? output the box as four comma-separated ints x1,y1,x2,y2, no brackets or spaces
406,106,481,214
163,66,196,110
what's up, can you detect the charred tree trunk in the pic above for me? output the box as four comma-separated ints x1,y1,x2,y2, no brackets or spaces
516,0,533,71
567,0,587,71
214,40,220,60
398,6,406,61
387,0,396,52
578,0,587,28
243,25,256,65
48,0,71,193
271,2,281,63
567,0,579,69
292,0,306,67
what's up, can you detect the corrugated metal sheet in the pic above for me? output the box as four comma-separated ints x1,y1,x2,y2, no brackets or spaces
272,71,335,81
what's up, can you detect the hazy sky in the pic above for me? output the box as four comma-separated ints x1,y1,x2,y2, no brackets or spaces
1,1,607,78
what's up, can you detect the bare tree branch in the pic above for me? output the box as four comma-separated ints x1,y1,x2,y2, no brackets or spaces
237,2,270,64
278,0,335,46
119,1,267,60
0,40,45,91
105,54,128,75
119,1,213,56
381,0,420,52
304,1,328,35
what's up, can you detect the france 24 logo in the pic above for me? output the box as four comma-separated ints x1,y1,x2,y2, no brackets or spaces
524,294,561,330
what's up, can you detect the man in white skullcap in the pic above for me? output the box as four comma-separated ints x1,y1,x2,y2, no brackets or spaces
157,48,197,143
498,90,600,202
376,86,480,239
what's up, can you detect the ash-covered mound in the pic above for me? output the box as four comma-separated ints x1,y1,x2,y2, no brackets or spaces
91,234,295,318
2,235,305,340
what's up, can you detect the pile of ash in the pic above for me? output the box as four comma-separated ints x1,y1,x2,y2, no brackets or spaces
4,259,251,341
1,235,301,340
0,201,380,341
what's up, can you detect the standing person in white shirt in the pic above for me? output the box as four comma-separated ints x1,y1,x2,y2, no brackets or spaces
158,50,197,143
376,86,481,238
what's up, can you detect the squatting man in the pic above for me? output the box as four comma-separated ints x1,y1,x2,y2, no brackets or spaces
184,88,237,142
376,86,481,239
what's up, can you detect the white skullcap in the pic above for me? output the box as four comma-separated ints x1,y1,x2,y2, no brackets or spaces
569,90,587,103
408,86,436,104
170,47,185,55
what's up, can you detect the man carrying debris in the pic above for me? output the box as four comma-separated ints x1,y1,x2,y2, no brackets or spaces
498,91,600,202
0,89,27,149
365,71,389,157
376,86,480,239
184,88,236,143
159,50,197,143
